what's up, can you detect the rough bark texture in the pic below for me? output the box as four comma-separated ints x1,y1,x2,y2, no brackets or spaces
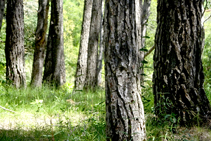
97,0,104,86
153,0,211,125
84,0,102,90
31,0,49,87
74,0,93,91
0,0,5,31
43,0,66,86
104,0,146,140
5,0,26,88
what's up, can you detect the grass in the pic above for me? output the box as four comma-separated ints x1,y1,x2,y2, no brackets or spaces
0,84,106,140
1,82,211,141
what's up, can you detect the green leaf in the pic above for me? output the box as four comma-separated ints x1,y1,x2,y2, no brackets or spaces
141,85,146,88
142,36,150,39
140,66,144,69
141,73,147,76
141,60,148,64
139,48,148,52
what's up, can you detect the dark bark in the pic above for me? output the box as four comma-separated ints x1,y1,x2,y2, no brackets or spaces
43,0,65,86
104,0,146,140
74,0,93,91
84,0,102,90
153,0,211,126
0,0,5,31
31,0,50,87
5,0,26,88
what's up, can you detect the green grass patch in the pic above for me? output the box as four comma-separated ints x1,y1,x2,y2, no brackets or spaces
0,86,106,140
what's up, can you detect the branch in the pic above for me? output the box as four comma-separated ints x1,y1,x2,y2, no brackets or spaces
203,0,208,16
144,45,155,58
203,13,211,24
0,105,16,113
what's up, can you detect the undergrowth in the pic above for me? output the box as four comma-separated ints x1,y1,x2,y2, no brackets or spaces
0,84,106,141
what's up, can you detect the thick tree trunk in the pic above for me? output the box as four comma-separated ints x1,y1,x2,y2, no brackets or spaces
0,0,5,31
97,0,104,87
43,0,65,86
5,0,26,88
153,0,211,126
84,0,102,90
104,0,146,140
74,0,93,91
31,0,49,87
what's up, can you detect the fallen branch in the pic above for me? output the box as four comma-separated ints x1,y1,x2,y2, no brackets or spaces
0,105,16,113
144,45,155,58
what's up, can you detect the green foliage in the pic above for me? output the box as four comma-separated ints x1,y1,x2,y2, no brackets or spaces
205,0,211,9
24,0,38,56
63,0,84,83
64,0,83,47
203,11,211,102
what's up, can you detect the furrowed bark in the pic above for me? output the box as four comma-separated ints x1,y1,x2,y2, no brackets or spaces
84,0,102,90
153,0,211,126
5,0,26,88
104,0,146,140
74,0,93,91
43,0,66,86
31,0,50,87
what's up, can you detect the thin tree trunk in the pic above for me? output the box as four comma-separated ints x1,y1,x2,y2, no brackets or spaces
97,0,104,87
0,0,5,31
31,0,50,87
104,0,146,140
84,0,102,90
153,0,211,126
141,0,151,48
74,0,93,91
5,0,25,88
140,0,151,83
43,0,65,86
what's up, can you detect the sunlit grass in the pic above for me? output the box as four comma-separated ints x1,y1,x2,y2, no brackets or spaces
0,85,106,140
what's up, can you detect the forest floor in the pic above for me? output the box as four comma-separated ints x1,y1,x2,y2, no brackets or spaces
1,89,211,141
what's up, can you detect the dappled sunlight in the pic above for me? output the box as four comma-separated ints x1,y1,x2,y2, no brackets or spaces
0,110,86,131
0,86,106,140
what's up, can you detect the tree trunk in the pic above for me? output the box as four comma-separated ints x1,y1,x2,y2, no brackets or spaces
153,0,211,126
0,0,5,31
104,0,146,140
140,0,151,83
5,0,26,88
141,0,151,49
43,0,65,86
97,0,104,87
84,0,102,90
31,0,50,87
74,0,93,91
